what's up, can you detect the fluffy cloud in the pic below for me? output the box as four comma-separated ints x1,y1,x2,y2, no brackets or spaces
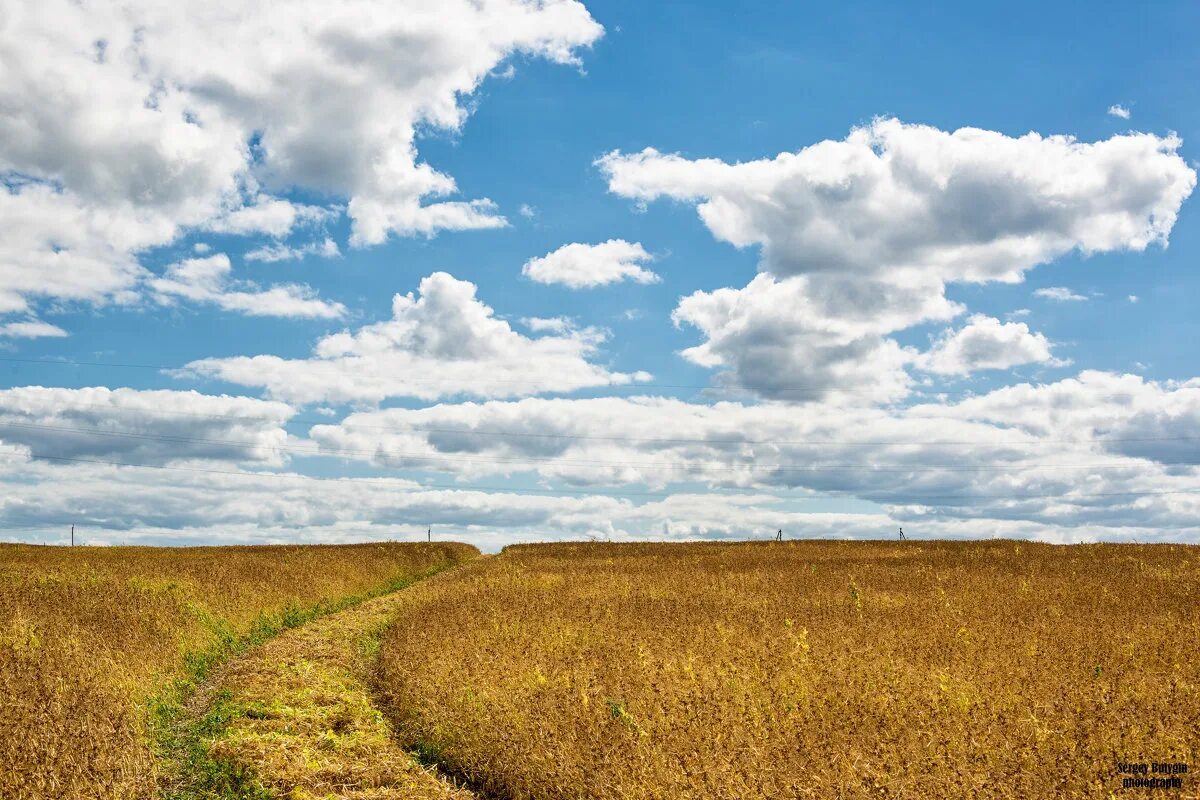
183,272,649,404
0,0,602,324
1034,286,1088,302
1108,104,1132,120
0,181,170,316
671,273,960,402
916,315,1058,376
0,386,295,466
522,240,660,288
600,119,1193,282
599,119,1195,400
150,254,346,319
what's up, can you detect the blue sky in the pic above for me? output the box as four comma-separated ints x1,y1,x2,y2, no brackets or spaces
1,0,1198,548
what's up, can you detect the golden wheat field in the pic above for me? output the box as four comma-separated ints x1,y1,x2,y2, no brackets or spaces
377,541,1200,799
0,541,477,800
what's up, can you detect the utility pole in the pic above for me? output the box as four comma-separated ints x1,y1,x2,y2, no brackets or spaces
427,526,431,543
70,525,74,547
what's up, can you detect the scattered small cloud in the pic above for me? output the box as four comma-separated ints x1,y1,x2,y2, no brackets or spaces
151,254,346,319
1006,308,1031,319
523,240,660,289
518,204,537,219
245,237,341,263
0,320,69,339
490,63,516,80
522,316,573,333
1108,104,1132,120
1034,286,1088,302
1128,295,1139,304
193,242,212,254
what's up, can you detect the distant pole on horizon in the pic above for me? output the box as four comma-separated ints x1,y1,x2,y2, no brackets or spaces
899,527,905,541
427,527,431,543
70,525,74,548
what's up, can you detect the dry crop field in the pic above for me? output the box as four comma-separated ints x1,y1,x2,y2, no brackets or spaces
378,540,1200,799
0,541,477,800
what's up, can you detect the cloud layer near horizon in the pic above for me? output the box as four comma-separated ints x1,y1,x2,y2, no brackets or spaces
3,371,1199,549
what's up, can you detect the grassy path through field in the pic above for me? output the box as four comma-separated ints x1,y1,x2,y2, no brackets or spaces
161,568,482,800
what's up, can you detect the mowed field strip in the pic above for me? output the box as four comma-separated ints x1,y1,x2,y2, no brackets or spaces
178,566,485,800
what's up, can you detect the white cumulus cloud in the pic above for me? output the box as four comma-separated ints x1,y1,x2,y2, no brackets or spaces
599,119,1194,401
0,0,603,327
599,119,1193,283
671,273,961,403
1034,286,1088,302
917,315,1059,376
522,240,660,288
182,271,650,404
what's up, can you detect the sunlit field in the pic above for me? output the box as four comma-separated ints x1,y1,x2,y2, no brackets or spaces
378,541,1199,799
0,542,477,800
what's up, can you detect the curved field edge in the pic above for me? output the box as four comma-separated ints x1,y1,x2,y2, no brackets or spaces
375,541,1200,800
179,569,481,800
154,560,476,800
0,542,477,800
